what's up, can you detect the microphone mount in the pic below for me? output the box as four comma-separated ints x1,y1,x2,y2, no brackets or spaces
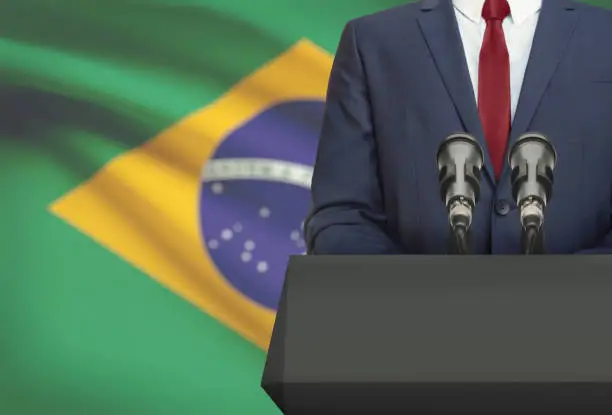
448,197,472,254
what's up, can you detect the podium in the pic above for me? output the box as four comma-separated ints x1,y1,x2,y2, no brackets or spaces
262,255,612,414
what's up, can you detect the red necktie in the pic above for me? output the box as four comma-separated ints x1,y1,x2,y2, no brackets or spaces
479,0,511,179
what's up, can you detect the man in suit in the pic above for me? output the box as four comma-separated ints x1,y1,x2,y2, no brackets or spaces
305,0,612,254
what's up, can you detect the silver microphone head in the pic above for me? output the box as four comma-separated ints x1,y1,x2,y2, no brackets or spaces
508,133,556,207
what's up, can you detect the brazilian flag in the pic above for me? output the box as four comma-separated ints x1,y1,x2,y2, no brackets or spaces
1,0,610,413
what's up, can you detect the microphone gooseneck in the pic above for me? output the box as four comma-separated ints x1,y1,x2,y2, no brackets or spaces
436,133,485,255
452,223,470,255
508,133,557,255
523,225,540,255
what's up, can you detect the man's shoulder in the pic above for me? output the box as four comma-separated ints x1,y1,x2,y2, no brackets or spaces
569,0,612,47
346,2,422,32
572,0,612,23
341,1,423,46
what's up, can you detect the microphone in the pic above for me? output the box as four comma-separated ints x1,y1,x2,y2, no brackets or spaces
436,133,485,254
508,133,557,254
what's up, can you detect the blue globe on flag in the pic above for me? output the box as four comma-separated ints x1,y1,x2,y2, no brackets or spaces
199,100,324,310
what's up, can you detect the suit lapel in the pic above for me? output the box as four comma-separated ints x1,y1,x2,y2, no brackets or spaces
417,0,496,184
501,0,579,182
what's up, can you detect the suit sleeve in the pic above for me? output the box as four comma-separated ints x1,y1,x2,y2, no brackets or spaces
573,188,612,254
574,233,612,254
304,21,401,255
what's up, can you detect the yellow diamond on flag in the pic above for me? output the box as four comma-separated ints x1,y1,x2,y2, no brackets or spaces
49,39,333,350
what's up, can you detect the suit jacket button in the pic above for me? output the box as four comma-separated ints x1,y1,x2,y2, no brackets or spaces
495,199,511,216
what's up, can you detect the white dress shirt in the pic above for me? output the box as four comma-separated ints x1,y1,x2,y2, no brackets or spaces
453,0,542,121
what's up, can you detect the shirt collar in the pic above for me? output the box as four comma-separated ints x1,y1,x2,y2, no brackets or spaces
453,0,542,25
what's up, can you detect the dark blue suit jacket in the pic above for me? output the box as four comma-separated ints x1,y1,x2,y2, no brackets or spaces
306,0,612,254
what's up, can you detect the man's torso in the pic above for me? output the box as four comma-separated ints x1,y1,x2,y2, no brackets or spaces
352,0,612,253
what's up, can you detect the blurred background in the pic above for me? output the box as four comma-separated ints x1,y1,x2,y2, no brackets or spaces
1,0,611,413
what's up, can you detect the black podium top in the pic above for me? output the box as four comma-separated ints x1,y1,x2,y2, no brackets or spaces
262,255,612,414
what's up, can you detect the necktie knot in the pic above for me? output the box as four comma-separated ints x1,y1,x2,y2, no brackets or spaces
482,0,511,21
